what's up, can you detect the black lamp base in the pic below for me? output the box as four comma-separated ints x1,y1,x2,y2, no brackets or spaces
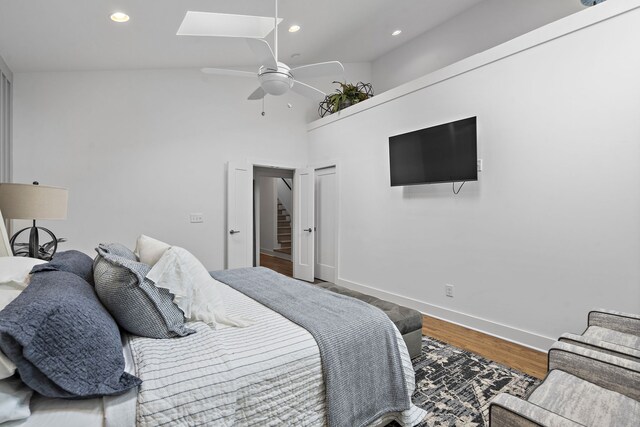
9,220,59,260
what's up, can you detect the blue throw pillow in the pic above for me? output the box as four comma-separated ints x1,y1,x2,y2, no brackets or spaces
0,269,141,398
31,250,95,285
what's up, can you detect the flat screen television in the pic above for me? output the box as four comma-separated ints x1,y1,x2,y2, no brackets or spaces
389,117,477,187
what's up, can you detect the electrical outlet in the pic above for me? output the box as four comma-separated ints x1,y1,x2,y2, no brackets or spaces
477,159,483,172
189,213,204,223
445,284,454,298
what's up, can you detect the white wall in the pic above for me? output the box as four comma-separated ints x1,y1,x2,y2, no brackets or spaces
259,177,278,252
308,3,640,350
12,69,310,269
372,0,583,93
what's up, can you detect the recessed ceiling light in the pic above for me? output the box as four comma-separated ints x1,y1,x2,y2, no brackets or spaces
110,12,130,23
288,25,301,33
392,29,402,36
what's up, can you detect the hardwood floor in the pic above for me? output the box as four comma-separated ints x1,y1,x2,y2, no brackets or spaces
422,315,547,379
260,252,547,379
259,252,326,284
260,253,293,277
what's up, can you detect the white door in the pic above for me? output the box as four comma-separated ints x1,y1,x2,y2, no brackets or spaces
227,162,253,269
315,167,337,282
293,168,314,281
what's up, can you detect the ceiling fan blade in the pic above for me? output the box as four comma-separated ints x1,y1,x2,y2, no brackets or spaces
290,61,345,80
201,68,256,78
248,87,267,100
291,81,326,102
246,38,277,70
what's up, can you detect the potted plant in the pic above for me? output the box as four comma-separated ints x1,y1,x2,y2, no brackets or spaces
319,81,374,117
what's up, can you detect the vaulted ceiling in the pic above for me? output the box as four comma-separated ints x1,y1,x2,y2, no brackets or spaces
0,0,586,74
0,0,486,71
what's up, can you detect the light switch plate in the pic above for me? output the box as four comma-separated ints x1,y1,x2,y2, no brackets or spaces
189,213,204,223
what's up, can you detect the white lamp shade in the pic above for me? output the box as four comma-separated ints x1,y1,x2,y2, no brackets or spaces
0,183,68,220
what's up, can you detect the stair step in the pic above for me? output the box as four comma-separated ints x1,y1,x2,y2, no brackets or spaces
274,248,291,255
278,215,289,221
278,221,290,225
278,232,291,237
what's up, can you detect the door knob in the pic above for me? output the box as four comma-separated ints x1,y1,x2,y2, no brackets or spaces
304,228,313,233
229,230,240,235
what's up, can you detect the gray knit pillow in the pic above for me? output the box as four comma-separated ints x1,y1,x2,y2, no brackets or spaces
93,243,194,339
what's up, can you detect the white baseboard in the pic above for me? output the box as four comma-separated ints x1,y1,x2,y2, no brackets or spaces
336,277,555,353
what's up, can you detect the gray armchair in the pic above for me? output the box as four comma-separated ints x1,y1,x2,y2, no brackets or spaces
490,341,640,426
558,309,640,361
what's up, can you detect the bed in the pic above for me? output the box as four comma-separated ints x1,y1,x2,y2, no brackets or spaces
0,240,426,426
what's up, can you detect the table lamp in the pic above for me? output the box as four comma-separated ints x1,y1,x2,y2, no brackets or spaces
0,182,68,260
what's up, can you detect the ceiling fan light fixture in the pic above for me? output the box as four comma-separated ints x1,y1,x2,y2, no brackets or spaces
189,0,342,103
110,12,130,23
257,62,294,97
260,72,294,96
392,29,402,36
288,25,301,33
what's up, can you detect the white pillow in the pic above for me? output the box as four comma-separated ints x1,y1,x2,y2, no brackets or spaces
135,235,171,266
147,247,251,328
0,353,15,381
0,257,46,285
0,377,32,423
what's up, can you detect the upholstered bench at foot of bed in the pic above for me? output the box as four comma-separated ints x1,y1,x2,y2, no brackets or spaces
315,282,423,359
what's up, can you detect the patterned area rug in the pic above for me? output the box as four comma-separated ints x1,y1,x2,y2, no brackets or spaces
393,336,540,427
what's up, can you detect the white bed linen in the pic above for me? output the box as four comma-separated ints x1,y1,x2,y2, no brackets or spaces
2,336,138,427
9,283,426,426
130,283,426,426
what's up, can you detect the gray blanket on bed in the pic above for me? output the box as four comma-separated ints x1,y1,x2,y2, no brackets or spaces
211,267,410,427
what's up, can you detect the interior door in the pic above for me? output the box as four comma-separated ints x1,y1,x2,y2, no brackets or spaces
293,168,314,281
315,167,337,282
226,162,253,269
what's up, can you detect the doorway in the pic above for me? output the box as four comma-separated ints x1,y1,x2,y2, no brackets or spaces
227,162,336,283
254,167,294,277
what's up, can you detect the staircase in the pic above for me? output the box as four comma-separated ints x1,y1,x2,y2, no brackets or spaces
274,199,292,256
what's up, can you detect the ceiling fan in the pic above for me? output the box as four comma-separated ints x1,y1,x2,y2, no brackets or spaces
178,0,344,102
